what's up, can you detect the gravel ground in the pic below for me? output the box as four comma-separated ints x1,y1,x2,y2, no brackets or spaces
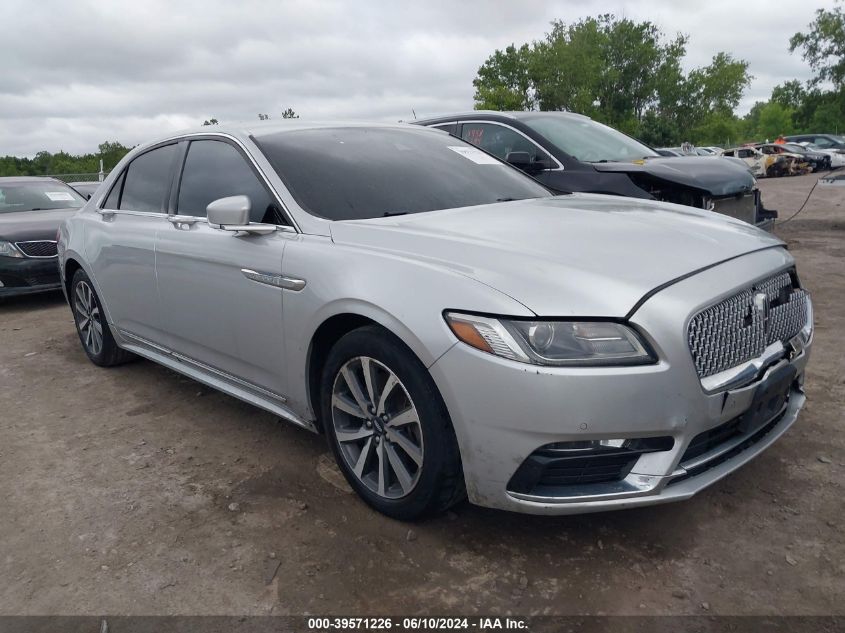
0,172,842,616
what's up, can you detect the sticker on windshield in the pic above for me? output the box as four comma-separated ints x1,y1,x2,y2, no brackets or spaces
447,146,502,165
44,191,75,202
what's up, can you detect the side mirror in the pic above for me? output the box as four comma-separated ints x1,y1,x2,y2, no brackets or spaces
506,151,532,170
207,195,251,226
506,151,550,174
206,195,276,235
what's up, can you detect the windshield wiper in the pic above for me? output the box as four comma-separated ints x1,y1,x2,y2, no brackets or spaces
382,211,408,217
496,197,518,202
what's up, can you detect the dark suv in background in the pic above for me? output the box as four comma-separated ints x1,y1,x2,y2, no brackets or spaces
417,111,775,230
784,133,845,152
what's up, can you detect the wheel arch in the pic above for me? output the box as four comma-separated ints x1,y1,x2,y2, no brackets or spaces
304,303,448,432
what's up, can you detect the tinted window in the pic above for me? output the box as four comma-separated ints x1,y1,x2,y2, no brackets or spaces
103,171,125,209
177,140,281,223
120,144,177,213
461,123,548,163
254,127,551,221
0,180,85,214
521,114,659,162
432,123,456,136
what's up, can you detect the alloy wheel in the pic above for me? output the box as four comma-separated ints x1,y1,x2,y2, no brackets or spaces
331,356,424,499
74,280,103,356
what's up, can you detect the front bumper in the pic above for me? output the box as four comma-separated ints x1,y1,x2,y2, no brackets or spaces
429,247,811,515
0,255,62,297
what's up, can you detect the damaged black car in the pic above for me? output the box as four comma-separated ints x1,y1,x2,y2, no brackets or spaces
417,111,775,230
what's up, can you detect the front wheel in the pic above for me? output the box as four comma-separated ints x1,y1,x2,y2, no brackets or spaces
70,269,135,367
321,326,465,520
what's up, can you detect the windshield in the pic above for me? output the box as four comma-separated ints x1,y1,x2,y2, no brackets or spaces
255,127,551,221
0,181,85,214
521,115,659,163
785,144,807,154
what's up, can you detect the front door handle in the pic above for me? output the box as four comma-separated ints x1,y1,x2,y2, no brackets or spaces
167,215,199,227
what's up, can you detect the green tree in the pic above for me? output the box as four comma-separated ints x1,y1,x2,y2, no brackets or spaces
755,102,795,139
686,53,752,115
281,108,299,119
202,118,219,126
473,44,535,110
0,141,132,177
771,80,806,109
471,15,751,144
790,2,845,88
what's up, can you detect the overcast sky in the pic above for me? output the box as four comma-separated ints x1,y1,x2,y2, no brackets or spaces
1,0,835,156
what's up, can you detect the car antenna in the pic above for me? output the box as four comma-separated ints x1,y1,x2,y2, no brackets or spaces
411,108,417,120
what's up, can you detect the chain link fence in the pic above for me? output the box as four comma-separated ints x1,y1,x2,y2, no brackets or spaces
47,171,108,183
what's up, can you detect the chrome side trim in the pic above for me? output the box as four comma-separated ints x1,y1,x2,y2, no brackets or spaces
508,472,664,504
241,268,306,291
118,329,289,403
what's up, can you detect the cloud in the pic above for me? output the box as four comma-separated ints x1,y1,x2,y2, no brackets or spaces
0,0,833,156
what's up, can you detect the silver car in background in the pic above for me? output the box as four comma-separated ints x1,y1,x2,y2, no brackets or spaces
58,122,813,519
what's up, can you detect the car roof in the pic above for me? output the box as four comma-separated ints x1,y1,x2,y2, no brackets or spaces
129,120,445,155
415,110,592,125
0,176,63,184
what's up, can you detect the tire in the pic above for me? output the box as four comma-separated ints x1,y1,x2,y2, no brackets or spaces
70,268,135,367
321,325,465,520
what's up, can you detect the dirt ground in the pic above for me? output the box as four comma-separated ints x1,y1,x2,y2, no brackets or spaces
1,172,843,617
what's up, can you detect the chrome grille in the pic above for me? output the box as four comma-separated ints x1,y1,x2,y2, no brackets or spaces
15,240,58,258
688,271,808,378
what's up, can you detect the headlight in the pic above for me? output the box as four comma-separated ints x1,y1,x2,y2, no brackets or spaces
0,240,23,258
444,312,655,366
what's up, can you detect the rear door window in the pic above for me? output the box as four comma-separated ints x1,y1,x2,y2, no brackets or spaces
119,144,178,213
176,140,282,223
460,123,548,163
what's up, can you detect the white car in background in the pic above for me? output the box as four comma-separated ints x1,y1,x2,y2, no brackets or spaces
722,147,767,178
799,142,845,168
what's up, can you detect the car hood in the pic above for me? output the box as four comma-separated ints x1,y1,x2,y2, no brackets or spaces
329,194,784,317
591,156,756,197
0,208,78,242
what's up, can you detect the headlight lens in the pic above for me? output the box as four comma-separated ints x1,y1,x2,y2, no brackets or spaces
444,312,655,366
0,240,23,258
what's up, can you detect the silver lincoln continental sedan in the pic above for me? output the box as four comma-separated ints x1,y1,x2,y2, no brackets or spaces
58,122,813,519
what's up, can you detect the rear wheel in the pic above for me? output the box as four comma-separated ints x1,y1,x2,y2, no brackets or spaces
71,269,135,367
321,326,465,520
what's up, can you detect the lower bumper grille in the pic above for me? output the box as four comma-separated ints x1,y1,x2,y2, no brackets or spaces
507,437,674,496
668,379,798,487
668,410,787,486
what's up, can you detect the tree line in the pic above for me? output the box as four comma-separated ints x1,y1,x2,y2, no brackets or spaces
473,6,844,147
0,109,299,178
